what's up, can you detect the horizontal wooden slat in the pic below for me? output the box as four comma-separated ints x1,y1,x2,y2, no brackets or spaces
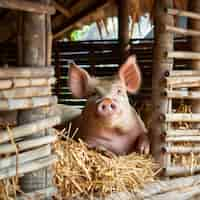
165,25,200,37
0,135,57,154
165,113,200,122
166,136,200,142
0,154,57,180
166,76,200,88
164,145,200,154
170,70,200,77
166,129,200,137
0,0,55,14
0,86,52,99
0,145,51,169
0,96,57,111
164,165,200,177
0,116,61,143
0,77,56,90
167,51,200,60
165,89,200,99
166,8,200,20
0,66,54,78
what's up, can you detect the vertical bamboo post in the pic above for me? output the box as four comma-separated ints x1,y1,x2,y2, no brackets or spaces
189,1,200,128
151,0,174,165
117,0,130,64
18,0,51,193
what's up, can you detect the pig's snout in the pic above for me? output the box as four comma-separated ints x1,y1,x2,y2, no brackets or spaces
97,98,118,117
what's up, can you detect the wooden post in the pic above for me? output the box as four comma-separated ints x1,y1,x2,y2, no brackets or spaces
17,0,52,193
189,1,200,128
117,0,130,64
151,0,174,164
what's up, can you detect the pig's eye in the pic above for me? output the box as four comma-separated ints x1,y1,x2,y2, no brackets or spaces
117,89,122,95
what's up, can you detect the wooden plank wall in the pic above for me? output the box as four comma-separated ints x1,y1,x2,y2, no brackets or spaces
0,38,189,109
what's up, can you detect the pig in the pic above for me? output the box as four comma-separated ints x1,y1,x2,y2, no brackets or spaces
68,55,150,155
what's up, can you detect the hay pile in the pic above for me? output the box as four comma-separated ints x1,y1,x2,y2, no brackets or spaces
53,136,159,199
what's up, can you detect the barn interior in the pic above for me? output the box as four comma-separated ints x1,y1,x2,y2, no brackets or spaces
0,0,200,199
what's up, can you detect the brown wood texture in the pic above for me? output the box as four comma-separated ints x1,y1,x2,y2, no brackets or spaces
151,0,174,165
0,0,55,14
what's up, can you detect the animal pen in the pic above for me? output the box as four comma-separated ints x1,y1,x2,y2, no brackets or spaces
0,0,200,199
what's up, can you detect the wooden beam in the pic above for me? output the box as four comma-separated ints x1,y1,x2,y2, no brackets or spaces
0,154,57,180
151,0,174,164
0,66,54,78
170,70,200,76
165,113,200,122
165,25,200,37
167,51,200,60
0,145,51,169
53,0,111,39
0,0,55,15
166,129,200,137
0,77,56,90
166,8,200,20
0,135,57,154
166,76,200,88
164,166,200,176
165,89,200,99
0,116,61,144
164,145,200,154
52,0,71,18
0,96,57,111
117,0,130,63
0,86,52,99
166,136,200,142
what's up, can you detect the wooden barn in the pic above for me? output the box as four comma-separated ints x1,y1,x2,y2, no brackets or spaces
0,0,200,199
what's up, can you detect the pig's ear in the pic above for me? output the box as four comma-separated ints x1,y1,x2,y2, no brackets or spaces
118,56,141,94
68,63,91,98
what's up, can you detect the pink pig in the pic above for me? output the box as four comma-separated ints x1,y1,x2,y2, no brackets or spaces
68,55,150,155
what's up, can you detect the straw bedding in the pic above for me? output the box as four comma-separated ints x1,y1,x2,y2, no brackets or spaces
53,133,159,199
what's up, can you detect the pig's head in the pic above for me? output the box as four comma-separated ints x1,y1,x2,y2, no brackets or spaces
68,56,141,126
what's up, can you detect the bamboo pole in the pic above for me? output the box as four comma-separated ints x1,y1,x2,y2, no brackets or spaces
0,96,57,111
0,77,56,90
52,0,71,18
166,8,200,20
164,165,200,176
166,136,200,142
0,86,52,99
165,113,200,122
170,70,200,77
165,25,200,37
0,0,55,15
166,129,200,137
165,89,200,99
164,145,200,154
0,66,54,78
0,145,51,169
0,154,57,180
0,116,61,144
0,135,57,155
167,51,200,60
16,187,57,200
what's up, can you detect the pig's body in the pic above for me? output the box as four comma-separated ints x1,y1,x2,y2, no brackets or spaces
68,56,150,155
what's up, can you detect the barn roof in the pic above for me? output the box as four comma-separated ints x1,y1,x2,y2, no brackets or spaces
0,0,188,42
